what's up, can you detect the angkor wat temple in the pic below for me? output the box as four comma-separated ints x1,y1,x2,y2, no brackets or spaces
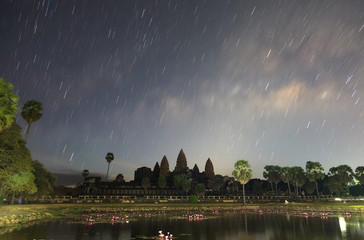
80,149,243,196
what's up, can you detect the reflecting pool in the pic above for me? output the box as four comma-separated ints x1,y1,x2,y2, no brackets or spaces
1,211,364,240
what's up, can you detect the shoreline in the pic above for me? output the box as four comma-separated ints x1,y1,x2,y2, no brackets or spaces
0,201,363,233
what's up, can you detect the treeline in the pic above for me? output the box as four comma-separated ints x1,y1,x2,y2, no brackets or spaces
262,162,364,196
0,78,55,204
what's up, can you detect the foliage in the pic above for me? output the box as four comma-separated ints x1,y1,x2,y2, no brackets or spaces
349,184,364,196
116,173,125,183
281,167,293,195
263,165,281,193
303,181,316,195
82,169,89,180
328,175,343,195
232,160,252,206
306,161,324,196
291,166,305,196
32,160,56,197
0,123,37,203
189,194,198,203
173,174,187,189
105,152,114,163
173,174,191,194
355,166,364,184
182,178,191,194
209,174,224,190
21,100,43,141
141,177,150,191
232,160,252,185
157,175,167,188
0,78,19,133
10,170,37,198
105,152,114,181
194,183,206,196
328,165,353,195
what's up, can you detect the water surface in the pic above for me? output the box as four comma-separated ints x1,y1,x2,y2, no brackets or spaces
1,212,364,240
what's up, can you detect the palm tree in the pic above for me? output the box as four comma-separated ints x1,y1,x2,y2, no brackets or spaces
82,169,89,180
232,160,252,206
105,152,114,181
305,161,324,197
21,100,43,141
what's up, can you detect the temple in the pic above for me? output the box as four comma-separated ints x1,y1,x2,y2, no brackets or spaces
81,149,221,195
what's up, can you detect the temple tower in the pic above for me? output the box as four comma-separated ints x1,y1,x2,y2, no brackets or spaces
205,158,215,179
174,149,188,173
160,155,170,176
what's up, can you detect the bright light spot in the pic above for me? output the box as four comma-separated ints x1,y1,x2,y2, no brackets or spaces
335,198,342,201
338,217,347,236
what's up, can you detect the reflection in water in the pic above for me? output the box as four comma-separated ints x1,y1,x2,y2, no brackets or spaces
1,213,364,240
339,216,347,238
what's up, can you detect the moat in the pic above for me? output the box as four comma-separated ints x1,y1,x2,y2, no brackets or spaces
1,210,364,240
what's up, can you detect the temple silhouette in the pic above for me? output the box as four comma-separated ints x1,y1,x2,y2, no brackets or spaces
80,149,225,196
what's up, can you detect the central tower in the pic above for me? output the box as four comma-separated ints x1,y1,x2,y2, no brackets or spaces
174,149,188,173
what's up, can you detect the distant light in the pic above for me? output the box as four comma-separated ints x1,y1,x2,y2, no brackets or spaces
335,198,342,201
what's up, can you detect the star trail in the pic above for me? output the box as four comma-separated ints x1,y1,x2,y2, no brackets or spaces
1,0,364,185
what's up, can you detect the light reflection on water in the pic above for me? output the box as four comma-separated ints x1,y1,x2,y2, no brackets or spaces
1,213,364,240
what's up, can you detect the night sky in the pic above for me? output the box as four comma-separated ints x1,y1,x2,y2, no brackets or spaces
1,0,364,185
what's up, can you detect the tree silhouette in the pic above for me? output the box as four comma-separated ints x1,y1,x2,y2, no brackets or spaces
263,165,281,194
116,173,125,183
281,167,293,196
232,160,252,206
328,165,353,194
105,152,114,181
291,166,305,196
21,100,43,141
82,169,89,180
305,161,324,197
355,166,364,185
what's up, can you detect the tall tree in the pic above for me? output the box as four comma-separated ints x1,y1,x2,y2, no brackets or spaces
281,167,293,196
21,100,43,141
291,166,305,196
355,166,364,185
105,152,114,181
0,123,37,204
328,165,353,194
305,161,325,196
232,160,252,206
0,78,19,133
82,169,89,180
32,160,56,197
263,165,281,194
